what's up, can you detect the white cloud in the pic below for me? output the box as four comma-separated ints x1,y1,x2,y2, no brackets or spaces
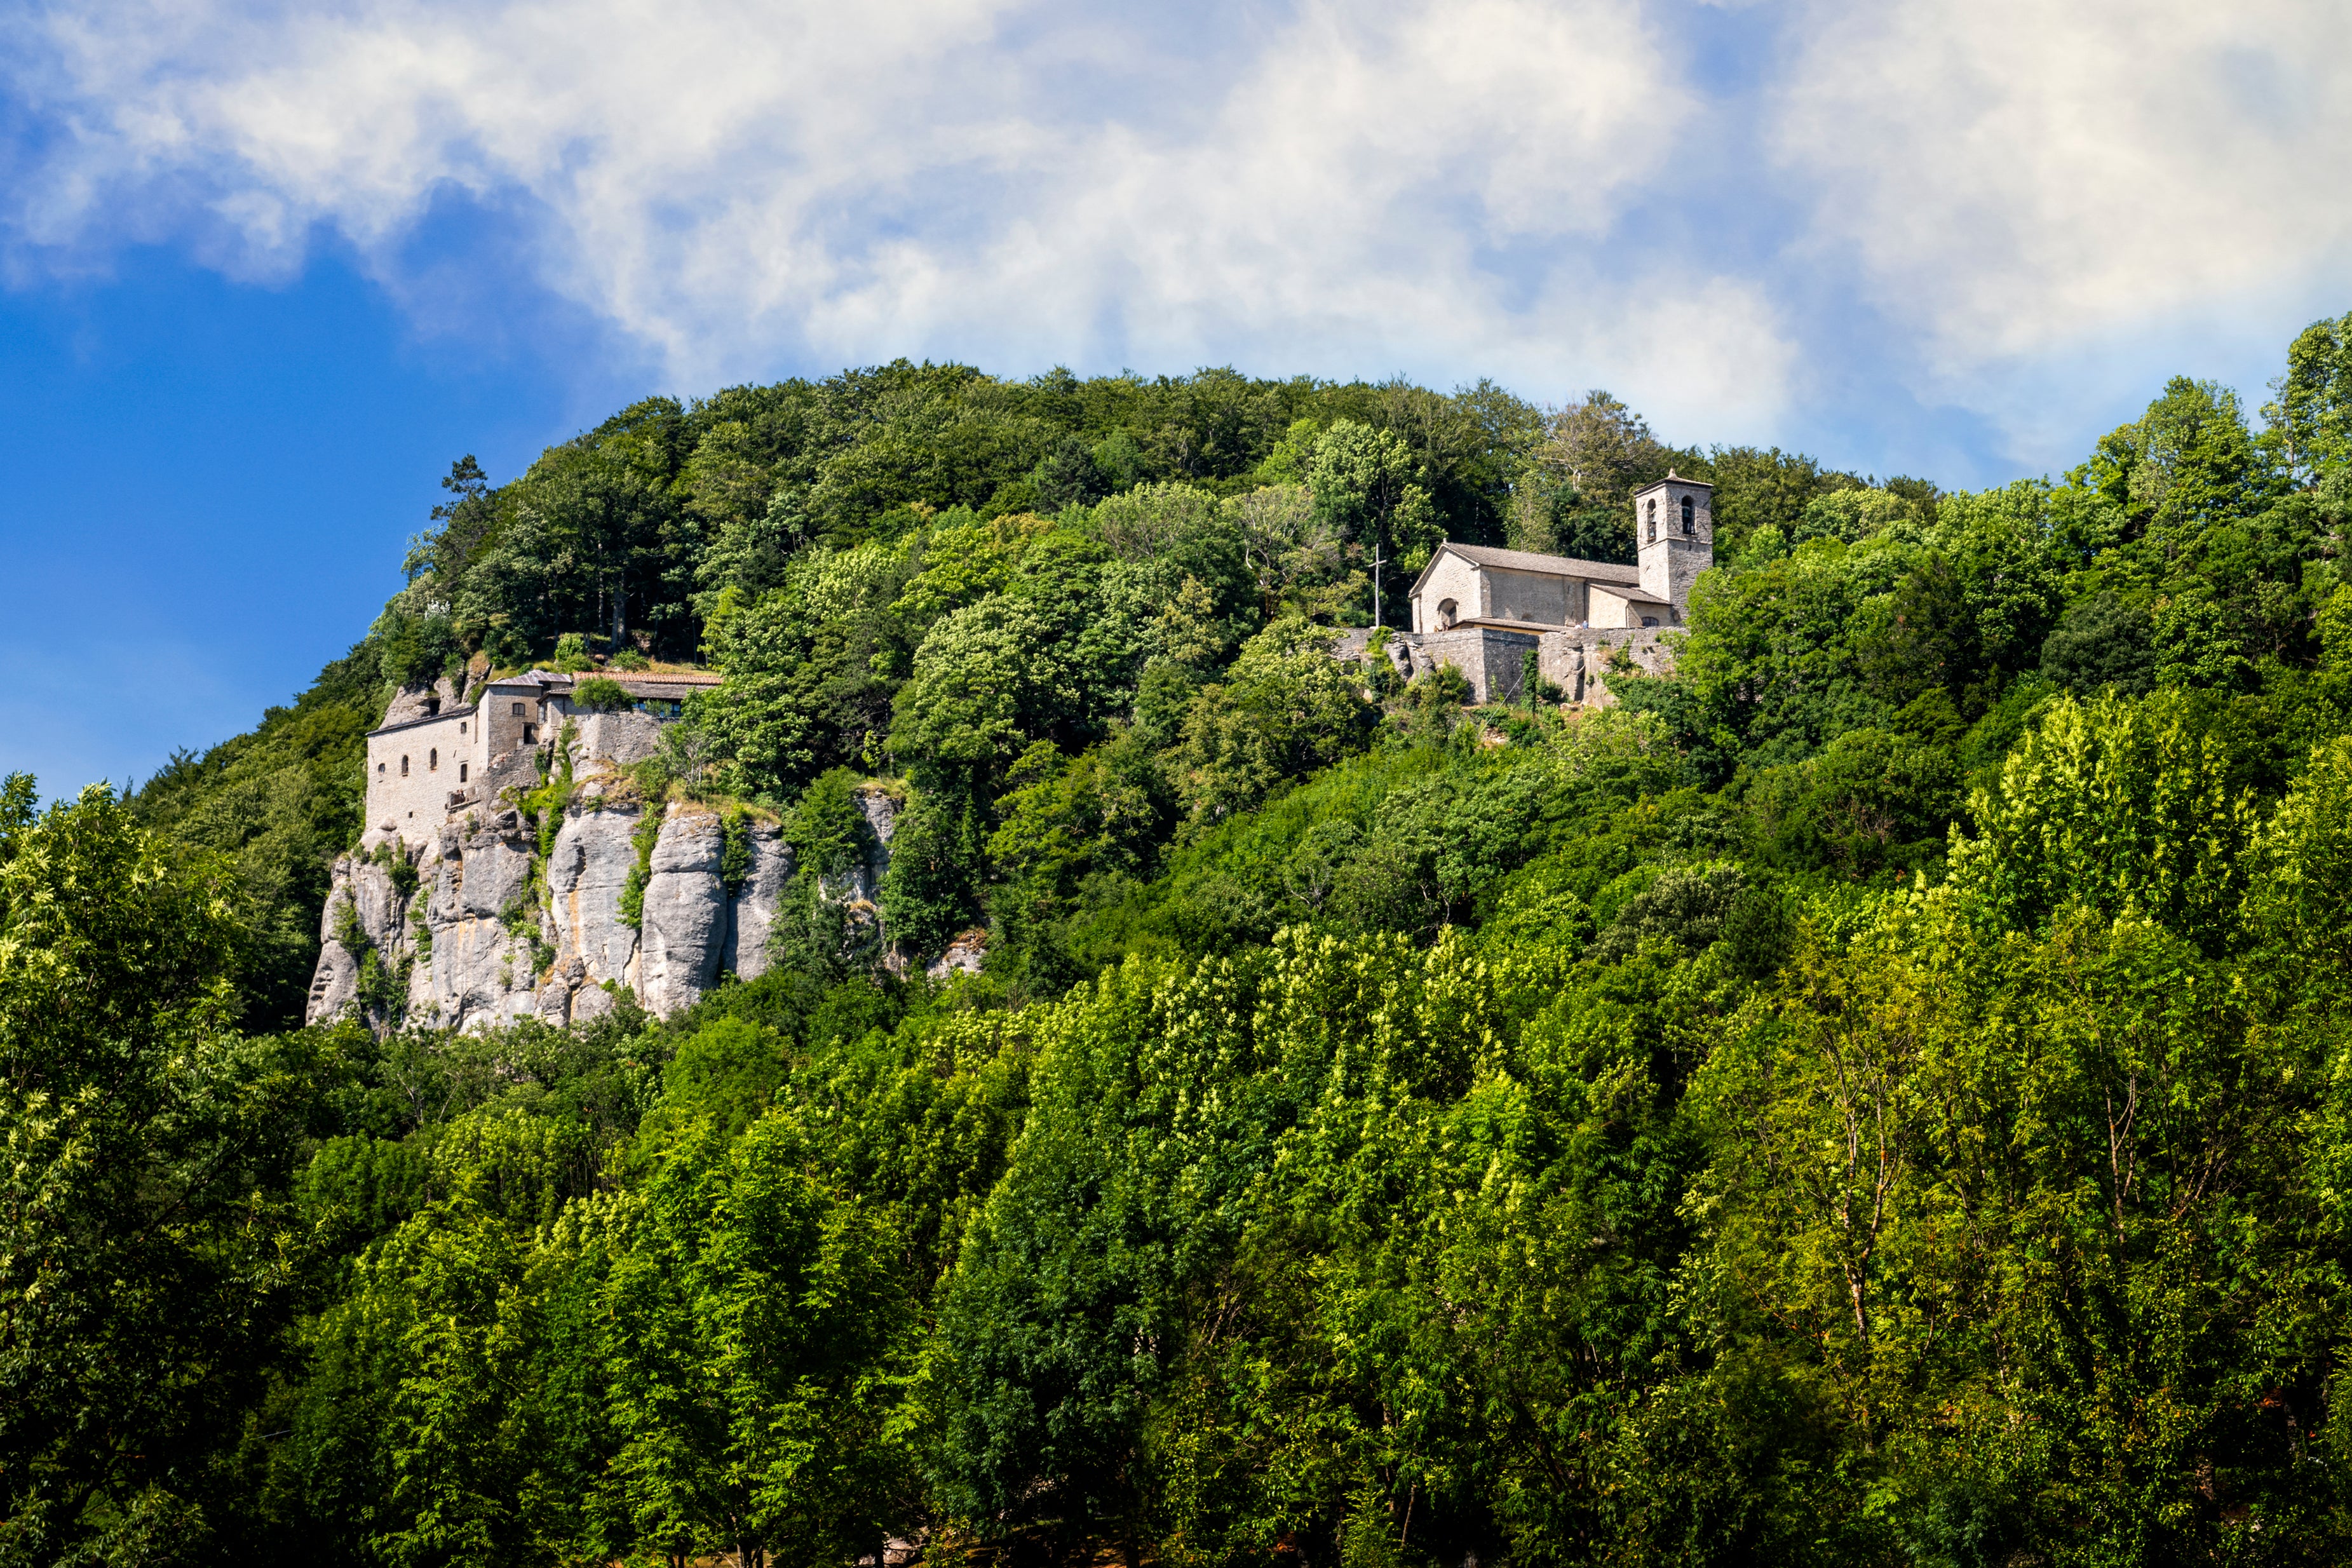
4,0,1795,427
1773,0,2352,382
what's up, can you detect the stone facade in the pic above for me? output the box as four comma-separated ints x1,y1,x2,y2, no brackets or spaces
1376,473,1715,702
1635,473,1714,616
1343,622,1679,706
362,669,724,852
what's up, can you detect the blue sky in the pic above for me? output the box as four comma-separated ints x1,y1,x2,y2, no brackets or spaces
5,0,2350,797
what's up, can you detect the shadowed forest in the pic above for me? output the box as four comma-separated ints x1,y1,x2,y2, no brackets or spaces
11,317,2352,1567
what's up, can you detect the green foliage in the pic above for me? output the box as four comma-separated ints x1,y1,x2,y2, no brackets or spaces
1949,691,2256,953
783,767,877,881
719,803,753,893
2041,590,2155,694
0,785,314,1565
879,784,986,961
1170,618,1379,825
128,642,382,1029
617,797,667,929
61,320,2352,1565
1311,417,1440,590
570,674,632,710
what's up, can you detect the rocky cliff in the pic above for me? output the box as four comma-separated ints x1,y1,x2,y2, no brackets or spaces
304,784,848,1031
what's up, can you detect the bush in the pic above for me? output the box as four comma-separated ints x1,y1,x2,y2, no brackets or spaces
571,677,632,712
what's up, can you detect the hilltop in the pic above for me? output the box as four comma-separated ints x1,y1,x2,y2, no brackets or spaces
12,328,2352,1565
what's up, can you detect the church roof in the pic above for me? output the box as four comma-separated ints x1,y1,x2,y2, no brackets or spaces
1633,469,1715,493
365,704,476,740
1409,541,1642,598
603,672,724,696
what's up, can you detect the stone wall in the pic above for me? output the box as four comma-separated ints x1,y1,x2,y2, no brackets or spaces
1482,567,1574,628
1407,625,1540,703
366,708,479,848
1411,549,1483,632
1330,623,1682,710
1536,626,1678,705
565,710,668,769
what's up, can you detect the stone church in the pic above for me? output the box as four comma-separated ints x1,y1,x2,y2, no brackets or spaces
1350,471,1713,705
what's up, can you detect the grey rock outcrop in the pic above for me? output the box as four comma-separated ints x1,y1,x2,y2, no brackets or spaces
548,805,643,989
381,675,461,728
639,806,725,1017
723,823,790,982
306,847,419,1025
928,928,988,980
307,789,804,1031
410,813,542,1032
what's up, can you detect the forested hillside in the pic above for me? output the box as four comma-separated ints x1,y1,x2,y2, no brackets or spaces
10,323,2352,1567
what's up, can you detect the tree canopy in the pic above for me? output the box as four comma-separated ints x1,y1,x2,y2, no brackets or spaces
29,323,2352,1565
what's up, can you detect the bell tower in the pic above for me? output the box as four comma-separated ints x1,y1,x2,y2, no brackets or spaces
1634,471,1714,621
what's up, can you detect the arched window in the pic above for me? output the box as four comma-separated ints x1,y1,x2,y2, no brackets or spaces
1646,496,1657,543
400,755,409,776
1436,597,1458,628
429,748,438,770
1681,494,1695,533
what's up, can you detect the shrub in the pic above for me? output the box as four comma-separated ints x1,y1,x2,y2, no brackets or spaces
572,677,632,712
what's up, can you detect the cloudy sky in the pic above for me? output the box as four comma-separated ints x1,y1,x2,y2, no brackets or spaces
4,0,2349,794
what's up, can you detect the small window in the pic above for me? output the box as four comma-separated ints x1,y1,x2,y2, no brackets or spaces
429,748,438,770
1645,497,1657,542
459,721,467,734
512,701,526,717
1642,616,1659,628
459,762,468,783
1681,494,1695,534
377,762,386,776
400,755,409,776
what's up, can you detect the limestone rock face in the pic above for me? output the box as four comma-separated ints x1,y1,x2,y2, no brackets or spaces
306,847,420,1026
927,928,988,980
549,806,643,989
855,785,900,896
461,825,534,918
381,676,461,728
305,791,803,1032
413,812,543,1034
639,807,725,1017
724,825,792,982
